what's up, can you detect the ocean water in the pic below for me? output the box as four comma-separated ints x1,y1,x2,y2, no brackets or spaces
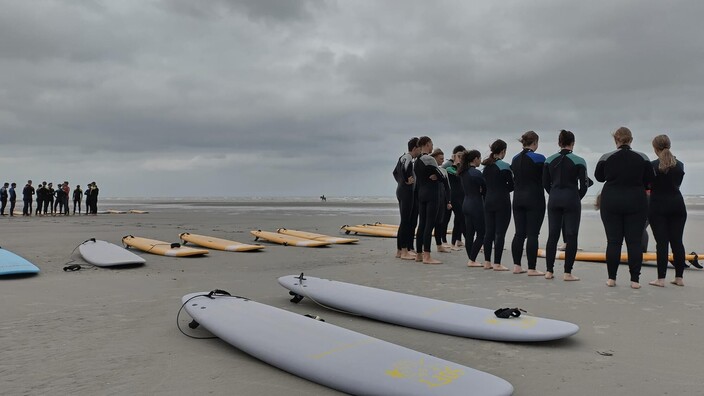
98,195,704,217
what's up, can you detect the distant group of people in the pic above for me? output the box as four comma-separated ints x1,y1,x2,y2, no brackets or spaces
393,127,687,289
0,180,100,216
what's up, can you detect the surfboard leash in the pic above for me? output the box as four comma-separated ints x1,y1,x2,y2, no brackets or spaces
62,238,98,272
287,273,362,318
176,290,249,340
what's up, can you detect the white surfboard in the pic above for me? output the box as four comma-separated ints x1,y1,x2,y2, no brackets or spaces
182,291,513,396
278,275,579,342
79,239,146,267
0,248,40,276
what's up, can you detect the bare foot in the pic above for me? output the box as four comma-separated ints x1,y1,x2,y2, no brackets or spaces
649,279,665,287
527,269,545,276
513,265,527,274
670,278,685,287
442,243,453,249
450,245,463,251
401,252,417,260
422,253,442,265
564,274,580,281
396,250,402,258
631,282,641,289
483,262,493,270
415,253,423,262
437,246,451,253
606,279,616,287
544,272,554,280
456,241,465,247
467,261,483,267
493,264,509,271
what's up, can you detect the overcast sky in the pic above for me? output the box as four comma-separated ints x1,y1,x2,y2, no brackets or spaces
2,0,703,197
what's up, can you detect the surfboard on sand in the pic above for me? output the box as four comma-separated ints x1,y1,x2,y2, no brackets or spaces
128,210,149,214
537,249,702,269
106,209,127,214
181,291,514,396
122,235,209,257
250,230,330,247
279,275,579,342
179,232,265,252
276,228,358,244
0,248,40,276
79,239,146,267
341,224,397,238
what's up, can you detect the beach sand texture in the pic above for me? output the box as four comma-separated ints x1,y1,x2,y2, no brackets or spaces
2,199,703,395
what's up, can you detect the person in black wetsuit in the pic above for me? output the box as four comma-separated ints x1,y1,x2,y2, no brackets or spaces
413,136,443,264
458,150,487,268
510,131,546,275
393,137,420,260
442,145,466,250
45,182,54,214
482,139,513,271
73,185,83,215
0,182,8,215
648,135,687,287
431,148,452,253
595,127,654,289
543,130,591,281
9,183,17,216
35,182,45,215
22,180,34,216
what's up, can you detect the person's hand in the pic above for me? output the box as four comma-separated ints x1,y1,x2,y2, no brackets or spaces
447,203,452,210
429,174,438,181
406,176,415,185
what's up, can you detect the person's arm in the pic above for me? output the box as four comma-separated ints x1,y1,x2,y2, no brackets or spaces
594,158,606,183
577,164,589,199
542,163,551,194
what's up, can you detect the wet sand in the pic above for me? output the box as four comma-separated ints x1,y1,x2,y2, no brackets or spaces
2,201,703,395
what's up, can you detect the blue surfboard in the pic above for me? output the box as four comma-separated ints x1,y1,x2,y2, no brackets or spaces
0,248,40,276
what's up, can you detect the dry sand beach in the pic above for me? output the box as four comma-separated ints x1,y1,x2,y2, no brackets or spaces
2,198,703,395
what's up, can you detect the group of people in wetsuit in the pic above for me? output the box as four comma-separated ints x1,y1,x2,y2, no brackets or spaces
393,127,688,289
0,180,100,217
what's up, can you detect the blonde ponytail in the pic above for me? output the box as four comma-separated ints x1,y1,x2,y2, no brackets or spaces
652,134,676,173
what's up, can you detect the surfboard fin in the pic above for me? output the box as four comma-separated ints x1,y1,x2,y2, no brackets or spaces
289,291,304,303
304,314,325,322
188,320,200,329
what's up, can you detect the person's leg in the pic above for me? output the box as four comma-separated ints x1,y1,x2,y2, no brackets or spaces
601,209,624,286
396,188,409,255
648,211,668,286
624,210,646,288
562,205,581,280
464,211,481,267
669,212,687,284
483,209,496,264
493,204,512,268
470,208,486,266
544,205,562,278
511,205,528,273
451,200,464,246
422,200,441,264
525,203,546,275
10,200,16,216
0,198,6,215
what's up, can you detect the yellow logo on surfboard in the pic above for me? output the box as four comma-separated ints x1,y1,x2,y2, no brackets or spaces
385,358,464,388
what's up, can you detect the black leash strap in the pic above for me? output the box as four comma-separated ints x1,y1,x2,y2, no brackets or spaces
494,307,526,319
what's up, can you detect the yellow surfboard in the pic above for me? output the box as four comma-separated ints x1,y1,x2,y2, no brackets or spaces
366,223,453,235
250,230,331,247
129,210,149,214
341,225,397,238
276,228,359,244
106,209,127,214
122,235,209,257
537,249,699,264
179,232,265,252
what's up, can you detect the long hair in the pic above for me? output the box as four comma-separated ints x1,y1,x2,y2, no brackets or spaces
652,134,676,173
457,149,481,174
613,127,633,146
481,139,507,166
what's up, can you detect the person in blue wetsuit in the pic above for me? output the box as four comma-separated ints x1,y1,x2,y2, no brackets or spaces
595,127,654,289
543,130,591,281
510,131,546,275
393,137,420,260
413,136,443,264
648,135,687,287
442,145,466,250
431,148,452,253
458,150,487,268
482,139,513,271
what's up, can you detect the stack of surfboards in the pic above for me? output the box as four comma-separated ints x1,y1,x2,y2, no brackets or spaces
276,228,358,244
0,248,40,276
341,223,398,238
250,230,330,247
